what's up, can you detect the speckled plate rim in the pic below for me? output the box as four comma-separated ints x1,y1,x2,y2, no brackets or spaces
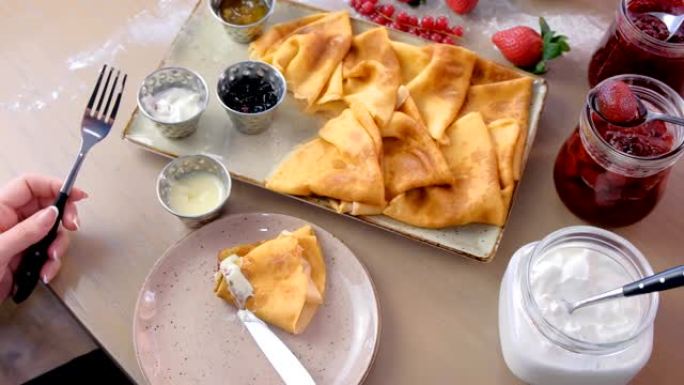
132,212,382,385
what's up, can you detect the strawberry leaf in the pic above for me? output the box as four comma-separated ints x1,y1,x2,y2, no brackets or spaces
533,61,547,74
532,17,570,74
540,17,551,37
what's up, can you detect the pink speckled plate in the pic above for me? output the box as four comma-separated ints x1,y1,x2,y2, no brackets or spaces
133,213,380,385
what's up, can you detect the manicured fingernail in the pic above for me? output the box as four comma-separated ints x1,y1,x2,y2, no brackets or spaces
42,273,51,285
73,216,80,231
41,206,58,223
51,249,60,262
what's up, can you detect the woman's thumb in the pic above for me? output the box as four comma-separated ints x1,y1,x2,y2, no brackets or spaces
0,206,58,265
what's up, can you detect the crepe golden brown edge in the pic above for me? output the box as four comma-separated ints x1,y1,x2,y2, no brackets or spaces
252,11,535,229
213,224,326,334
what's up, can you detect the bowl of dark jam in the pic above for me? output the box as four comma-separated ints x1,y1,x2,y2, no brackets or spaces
216,61,286,135
554,75,684,227
589,0,684,95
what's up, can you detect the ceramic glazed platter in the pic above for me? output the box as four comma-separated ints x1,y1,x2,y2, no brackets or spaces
122,0,547,261
133,213,380,385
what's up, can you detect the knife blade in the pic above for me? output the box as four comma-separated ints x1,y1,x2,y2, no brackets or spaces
238,309,316,385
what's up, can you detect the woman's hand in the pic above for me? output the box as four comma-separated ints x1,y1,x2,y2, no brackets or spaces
0,174,87,302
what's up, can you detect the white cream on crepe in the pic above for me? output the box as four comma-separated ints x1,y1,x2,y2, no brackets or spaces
218,255,253,307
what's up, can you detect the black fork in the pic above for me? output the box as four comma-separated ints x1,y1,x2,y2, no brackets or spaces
12,64,127,303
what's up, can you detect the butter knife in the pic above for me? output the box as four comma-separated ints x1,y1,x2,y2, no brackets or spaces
220,256,316,385
237,309,316,385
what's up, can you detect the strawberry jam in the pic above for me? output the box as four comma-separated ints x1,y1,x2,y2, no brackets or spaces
554,75,683,227
589,0,684,95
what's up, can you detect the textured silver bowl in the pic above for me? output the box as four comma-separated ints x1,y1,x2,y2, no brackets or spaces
138,67,208,139
208,0,276,43
157,154,232,228
216,60,286,135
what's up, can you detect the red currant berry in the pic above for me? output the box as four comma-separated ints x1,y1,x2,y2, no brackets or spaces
435,16,449,31
366,0,378,3
421,16,435,30
452,25,464,37
419,30,431,39
396,11,410,25
430,32,443,42
397,0,409,3
408,15,418,26
380,4,395,17
360,1,375,15
443,36,456,45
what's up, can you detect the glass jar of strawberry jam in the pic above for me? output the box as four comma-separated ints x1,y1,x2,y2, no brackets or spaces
554,75,684,227
589,0,684,95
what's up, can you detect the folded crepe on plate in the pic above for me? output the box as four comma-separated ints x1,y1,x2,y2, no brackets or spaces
488,118,522,210
391,42,477,142
458,77,534,180
470,57,523,85
249,11,352,107
266,104,385,207
381,108,452,199
214,225,326,334
383,112,506,228
313,27,401,127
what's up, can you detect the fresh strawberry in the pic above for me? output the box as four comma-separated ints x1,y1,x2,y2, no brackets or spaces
491,17,570,74
492,26,542,68
595,80,641,124
446,0,478,15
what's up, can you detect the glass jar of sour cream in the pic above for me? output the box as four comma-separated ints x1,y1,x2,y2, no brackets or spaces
499,226,658,385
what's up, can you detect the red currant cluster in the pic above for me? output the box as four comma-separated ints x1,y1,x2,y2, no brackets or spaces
349,0,464,44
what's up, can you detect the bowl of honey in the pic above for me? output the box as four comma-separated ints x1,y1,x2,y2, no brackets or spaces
208,0,275,43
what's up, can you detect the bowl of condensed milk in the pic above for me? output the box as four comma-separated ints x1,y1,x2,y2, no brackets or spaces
157,154,231,227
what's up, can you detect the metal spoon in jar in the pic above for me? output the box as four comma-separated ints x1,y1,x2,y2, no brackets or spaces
566,265,684,314
646,12,684,42
589,91,684,128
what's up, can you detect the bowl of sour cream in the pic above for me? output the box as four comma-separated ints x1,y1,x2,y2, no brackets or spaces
138,67,209,139
157,154,231,227
498,226,658,385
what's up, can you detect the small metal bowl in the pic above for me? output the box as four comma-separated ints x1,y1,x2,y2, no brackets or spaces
216,61,287,135
138,67,209,139
208,0,276,43
157,154,232,228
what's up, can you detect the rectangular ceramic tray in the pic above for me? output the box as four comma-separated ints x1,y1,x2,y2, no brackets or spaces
122,0,547,262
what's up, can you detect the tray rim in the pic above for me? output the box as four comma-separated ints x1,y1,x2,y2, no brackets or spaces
121,0,549,262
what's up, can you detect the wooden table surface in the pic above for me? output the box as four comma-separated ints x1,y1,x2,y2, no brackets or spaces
1,0,682,384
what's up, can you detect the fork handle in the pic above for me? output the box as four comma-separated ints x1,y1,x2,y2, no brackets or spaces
12,192,69,303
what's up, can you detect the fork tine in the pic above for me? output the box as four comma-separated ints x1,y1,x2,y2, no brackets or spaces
87,65,106,110
95,67,113,117
102,70,120,120
109,74,127,122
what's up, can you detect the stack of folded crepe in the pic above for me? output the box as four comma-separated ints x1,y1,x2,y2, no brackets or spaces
214,225,326,334
251,12,535,229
